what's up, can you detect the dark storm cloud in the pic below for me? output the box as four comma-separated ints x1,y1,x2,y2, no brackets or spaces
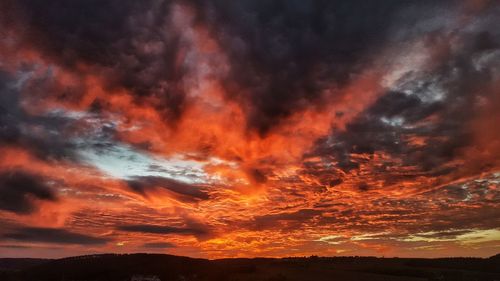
195,0,451,134
310,90,448,174
0,68,121,165
14,0,149,67
117,223,210,239
10,0,187,121
142,242,176,249
7,0,453,135
308,19,500,182
0,70,80,161
126,176,209,201
2,227,110,245
0,170,56,214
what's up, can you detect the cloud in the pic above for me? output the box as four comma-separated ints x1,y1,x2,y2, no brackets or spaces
0,170,56,214
6,0,189,121
193,0,455,135
0,0,498,259
117,223,211,240
126,176,209,201
413,230,473,239
0,70,80,161
2,227,110,245
5,0,454,136
142,242,176,249
0,244,33,249
251,209,323,231
307,11,500,189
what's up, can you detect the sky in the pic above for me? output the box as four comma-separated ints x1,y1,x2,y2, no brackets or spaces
0,0,499,259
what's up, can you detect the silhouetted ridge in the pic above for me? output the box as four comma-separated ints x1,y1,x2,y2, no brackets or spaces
1,254,499,281
0,258,50,271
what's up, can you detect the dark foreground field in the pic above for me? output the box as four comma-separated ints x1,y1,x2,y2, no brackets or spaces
1,253,499,281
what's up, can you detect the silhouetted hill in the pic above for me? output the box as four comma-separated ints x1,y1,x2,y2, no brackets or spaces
489,253,500,260
0,258,50,271
14,254,215,281
1,253,499,281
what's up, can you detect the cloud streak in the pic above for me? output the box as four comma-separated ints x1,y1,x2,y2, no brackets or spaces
2,227,110,245
0,171,56,214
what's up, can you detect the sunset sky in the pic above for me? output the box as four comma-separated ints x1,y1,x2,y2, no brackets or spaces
0,0,499,259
